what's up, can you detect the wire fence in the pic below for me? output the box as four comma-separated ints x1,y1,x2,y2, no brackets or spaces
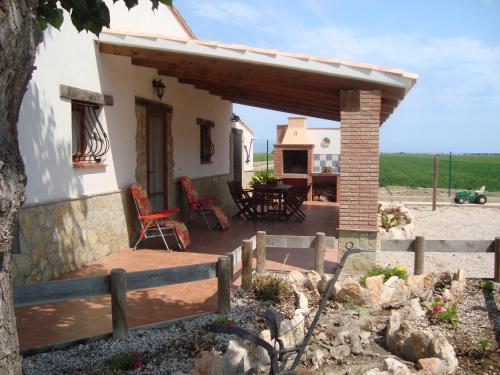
379,153,500,192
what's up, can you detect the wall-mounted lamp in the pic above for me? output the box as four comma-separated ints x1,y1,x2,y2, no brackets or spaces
152,79,166,101
230,114,240,123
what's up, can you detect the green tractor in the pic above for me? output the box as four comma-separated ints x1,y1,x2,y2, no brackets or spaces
454,186,487,204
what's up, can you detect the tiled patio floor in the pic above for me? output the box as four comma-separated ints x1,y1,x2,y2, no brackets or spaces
16,202,338,350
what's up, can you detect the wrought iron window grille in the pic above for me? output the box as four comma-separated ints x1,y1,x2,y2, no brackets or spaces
71,101,110,165
197,118,215,163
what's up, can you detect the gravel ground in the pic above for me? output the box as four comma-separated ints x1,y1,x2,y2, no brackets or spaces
22,295,267,374
425,280,500,374
377,205,500,278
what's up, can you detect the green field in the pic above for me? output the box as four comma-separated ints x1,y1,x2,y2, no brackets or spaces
380,154,500,191
254,152,274,162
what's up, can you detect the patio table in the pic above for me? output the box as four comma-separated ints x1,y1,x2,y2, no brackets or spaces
252,183,291,220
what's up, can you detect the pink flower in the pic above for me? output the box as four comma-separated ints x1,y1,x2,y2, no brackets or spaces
228,320,237,328
441,294,448,302
134,352,142,357
133,360,143,369
434,305,444,313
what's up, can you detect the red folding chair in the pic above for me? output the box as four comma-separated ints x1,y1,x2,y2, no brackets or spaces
179,176,229,230
131,183,191,250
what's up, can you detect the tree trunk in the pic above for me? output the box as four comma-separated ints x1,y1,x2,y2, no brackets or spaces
0,1,40,373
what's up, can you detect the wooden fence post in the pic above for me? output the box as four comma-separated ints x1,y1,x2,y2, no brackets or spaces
432,155,439,211
217,256,231,314
256,231,267,274
314,232,325,276
226,251,235,282
414,236,425,275
242,240,253,291
110,268,128,339
495,237,500,283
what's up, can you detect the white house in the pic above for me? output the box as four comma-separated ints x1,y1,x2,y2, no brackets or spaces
13,3,251,285
13,1,418,283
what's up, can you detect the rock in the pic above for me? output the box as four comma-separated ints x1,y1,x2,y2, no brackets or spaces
192,351,222,375
289,270,306,287
407,298,426,320
317,274,332,294
349,326,363,354
221,340,255,374
385,310,402,349
450,280,465,302
423,273,439,291
279,309,305,348
334,281,372,306
305,270,321,291
406,274,426,297
365,274,384,305
295,290,309,314
380,276,410,305
385,310,457,374
311,349,324,370
386,311,434,362
417,357,447,375
360,330,371,345
453,268,466,282
430,336,458,374
317,331,328,342
365,369,389,375
330,344,351,361
383,357,410,375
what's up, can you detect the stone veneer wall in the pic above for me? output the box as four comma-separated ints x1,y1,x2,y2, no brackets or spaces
12,190,135,285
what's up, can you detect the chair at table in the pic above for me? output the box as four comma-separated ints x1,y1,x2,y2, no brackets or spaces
284,182,311,222
179,176,230,230
131,183,191,251
227,180,255,220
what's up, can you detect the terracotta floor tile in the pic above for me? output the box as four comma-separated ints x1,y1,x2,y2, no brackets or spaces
16,203,338,350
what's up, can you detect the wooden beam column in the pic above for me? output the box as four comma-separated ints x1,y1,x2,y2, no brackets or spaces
338,90,381,274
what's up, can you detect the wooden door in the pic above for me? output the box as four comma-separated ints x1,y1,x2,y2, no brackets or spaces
147,109,169,211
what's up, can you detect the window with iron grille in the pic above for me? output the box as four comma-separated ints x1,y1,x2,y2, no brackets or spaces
197,118,215,163
71,101,109,165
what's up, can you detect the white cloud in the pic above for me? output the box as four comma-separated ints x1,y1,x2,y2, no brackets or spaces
194,2,260,24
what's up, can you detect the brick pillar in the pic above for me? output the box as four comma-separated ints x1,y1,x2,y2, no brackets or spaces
338,90,381,275
273,147,283,178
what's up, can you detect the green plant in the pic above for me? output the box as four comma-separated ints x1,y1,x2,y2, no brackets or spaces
479,337,492,350
365,264,408,282
251,169,276,186
480,280,496,291
185,331,218,355
252,274,293,303
109,351,144,371
432,296,459,328
380,207,408,230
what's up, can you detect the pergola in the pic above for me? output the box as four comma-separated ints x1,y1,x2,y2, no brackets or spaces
98,30,418,270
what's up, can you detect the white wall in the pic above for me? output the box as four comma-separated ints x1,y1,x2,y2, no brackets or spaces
308,129,341,155
234,121,254,172
105,1,191,37
18,5,232,205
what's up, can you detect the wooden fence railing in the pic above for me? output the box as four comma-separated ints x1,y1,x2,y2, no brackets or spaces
14,232,332,353
14,256,232,340
382,236,500,282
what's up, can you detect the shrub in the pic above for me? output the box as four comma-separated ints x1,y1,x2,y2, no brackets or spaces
252,274,293,303
365,264,408,282
480,280,495,291
109,352,144,371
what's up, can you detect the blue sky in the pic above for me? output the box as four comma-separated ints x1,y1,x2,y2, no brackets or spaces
176,1,500,153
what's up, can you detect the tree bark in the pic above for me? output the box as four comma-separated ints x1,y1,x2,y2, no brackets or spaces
0,1,40,373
